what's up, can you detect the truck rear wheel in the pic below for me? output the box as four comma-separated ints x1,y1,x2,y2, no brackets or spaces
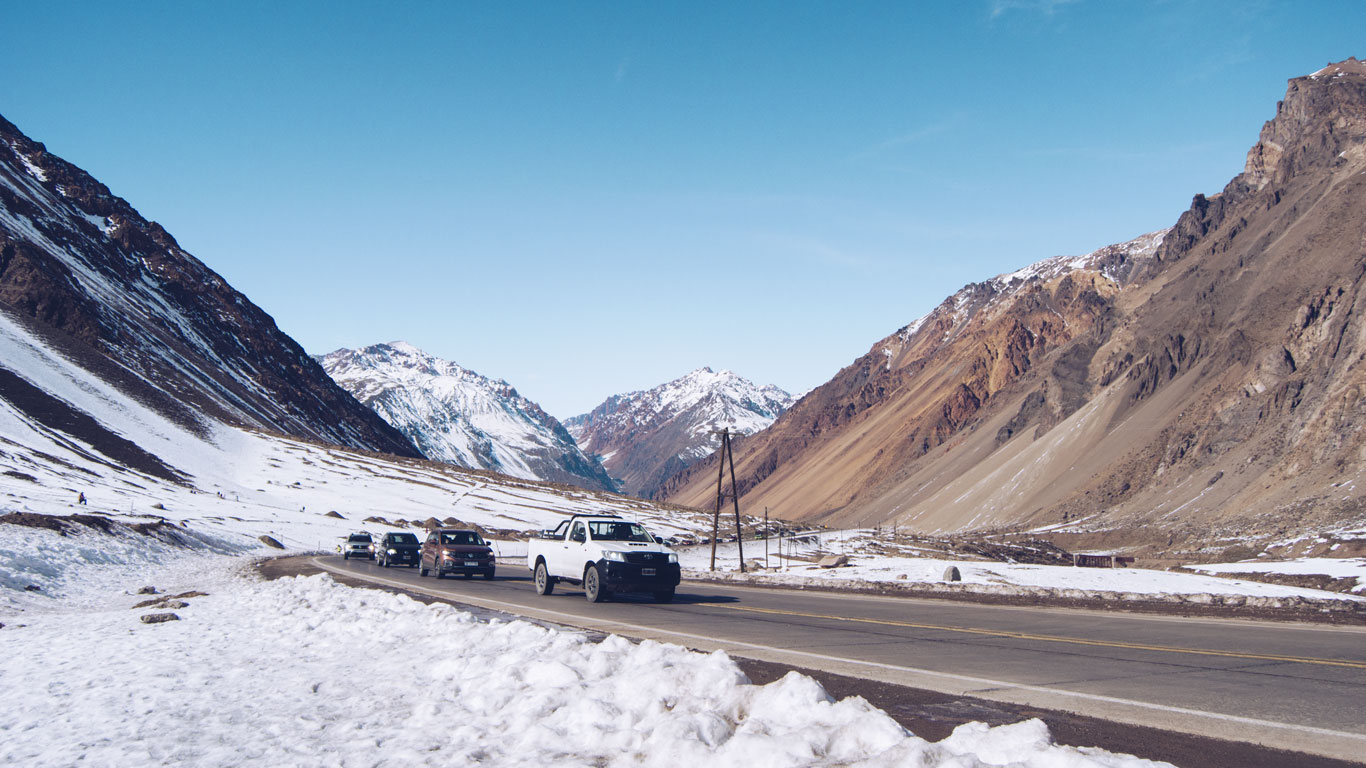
534,561,554,595
584,564,608,603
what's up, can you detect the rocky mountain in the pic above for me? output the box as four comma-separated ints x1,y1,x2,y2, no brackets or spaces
0,114,419,459
566,367,793,497
666,58,1366,559
320,342,615,491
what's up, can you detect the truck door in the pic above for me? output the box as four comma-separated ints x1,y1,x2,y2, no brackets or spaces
554,521,588,578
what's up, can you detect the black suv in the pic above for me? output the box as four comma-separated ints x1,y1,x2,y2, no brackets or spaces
377,531,421,568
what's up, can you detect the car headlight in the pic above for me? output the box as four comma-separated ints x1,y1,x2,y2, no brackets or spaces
387,548,396,555
666,553,678,564
602,551,626,562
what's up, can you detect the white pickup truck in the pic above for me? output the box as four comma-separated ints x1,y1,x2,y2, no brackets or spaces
527,514,680,603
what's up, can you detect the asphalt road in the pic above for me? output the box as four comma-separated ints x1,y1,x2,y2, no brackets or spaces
312,555,1366,763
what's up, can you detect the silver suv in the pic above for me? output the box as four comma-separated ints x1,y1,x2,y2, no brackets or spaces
342,532,374,560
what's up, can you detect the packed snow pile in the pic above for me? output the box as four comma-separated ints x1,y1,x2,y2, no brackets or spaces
0,563,1169,768
681,530,1366,610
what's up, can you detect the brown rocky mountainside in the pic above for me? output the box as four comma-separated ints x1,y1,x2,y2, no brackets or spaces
665,59,1366,557
0,114,420,458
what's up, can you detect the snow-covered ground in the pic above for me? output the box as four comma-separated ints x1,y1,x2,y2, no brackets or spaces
1191,557,1366,593
680,529,1366,605
0,554,1169,767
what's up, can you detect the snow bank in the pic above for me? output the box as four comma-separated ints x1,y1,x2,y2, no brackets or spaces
0,566,1168,767
0,519,250,612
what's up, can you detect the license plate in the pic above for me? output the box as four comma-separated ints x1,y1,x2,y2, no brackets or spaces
465,561,479,567
641,568,656,576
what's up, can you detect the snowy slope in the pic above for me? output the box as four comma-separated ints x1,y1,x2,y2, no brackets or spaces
0,114,416,457
567,368,793,497
0,313,713,612
319,342,614,491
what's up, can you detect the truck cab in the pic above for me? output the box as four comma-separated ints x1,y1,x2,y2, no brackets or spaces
527,515,680,603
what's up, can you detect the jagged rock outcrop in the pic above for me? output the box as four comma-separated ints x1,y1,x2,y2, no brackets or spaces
666,59,1366,557
320,342,614,491
0,114,419,458
566,368,793,498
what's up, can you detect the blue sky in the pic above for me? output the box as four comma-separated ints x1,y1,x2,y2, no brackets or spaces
2,1,1360,416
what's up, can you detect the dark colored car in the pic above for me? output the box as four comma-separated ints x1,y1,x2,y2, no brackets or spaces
420,529,496,580
377,531,421,568
342,532,373,560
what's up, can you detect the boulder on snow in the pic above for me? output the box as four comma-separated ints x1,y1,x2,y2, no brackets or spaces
744,560,766,571
137,586,158,595
323,511,345,519
423,517,442,529
943,566,962,582
140,612,179,624
817,554,848,568
258,534,284,549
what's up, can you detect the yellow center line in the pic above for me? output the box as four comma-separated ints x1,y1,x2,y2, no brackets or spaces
716,604,1366,670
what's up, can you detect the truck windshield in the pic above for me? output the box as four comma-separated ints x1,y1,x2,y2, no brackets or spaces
588,521,652,542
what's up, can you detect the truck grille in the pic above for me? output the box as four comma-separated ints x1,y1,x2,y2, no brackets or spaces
624,552,661,564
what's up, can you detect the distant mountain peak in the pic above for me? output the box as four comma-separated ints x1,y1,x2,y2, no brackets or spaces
319,343,613,492
565,368,794,498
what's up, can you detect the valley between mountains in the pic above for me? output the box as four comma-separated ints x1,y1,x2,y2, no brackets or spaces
4,55,1366,768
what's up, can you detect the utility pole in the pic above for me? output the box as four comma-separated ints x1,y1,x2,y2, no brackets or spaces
709,427,745,572
764,506,769,570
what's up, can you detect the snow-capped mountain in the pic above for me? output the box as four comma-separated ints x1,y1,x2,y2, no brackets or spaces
320,342,615,492
0,113,417,458
565,368,794,498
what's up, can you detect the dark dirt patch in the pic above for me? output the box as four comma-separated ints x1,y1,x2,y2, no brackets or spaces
1,511,118,535
1,512,200,549
3,469,36,482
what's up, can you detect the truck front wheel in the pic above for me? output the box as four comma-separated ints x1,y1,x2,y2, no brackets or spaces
584,564,608,603
534,561,555,595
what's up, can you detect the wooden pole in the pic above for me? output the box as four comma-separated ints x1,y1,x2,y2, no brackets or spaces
710,428,726,571
729,430,745,573
764,506,769,570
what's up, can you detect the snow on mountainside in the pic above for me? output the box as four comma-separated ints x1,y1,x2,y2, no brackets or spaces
566,368,794,498
319,342,615,492
883,229,1168,368
0,114,417,457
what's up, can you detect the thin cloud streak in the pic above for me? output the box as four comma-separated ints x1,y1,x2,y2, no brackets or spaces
989,0,1082,20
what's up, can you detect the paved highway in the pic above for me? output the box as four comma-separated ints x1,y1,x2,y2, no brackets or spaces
314,555,1366,763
